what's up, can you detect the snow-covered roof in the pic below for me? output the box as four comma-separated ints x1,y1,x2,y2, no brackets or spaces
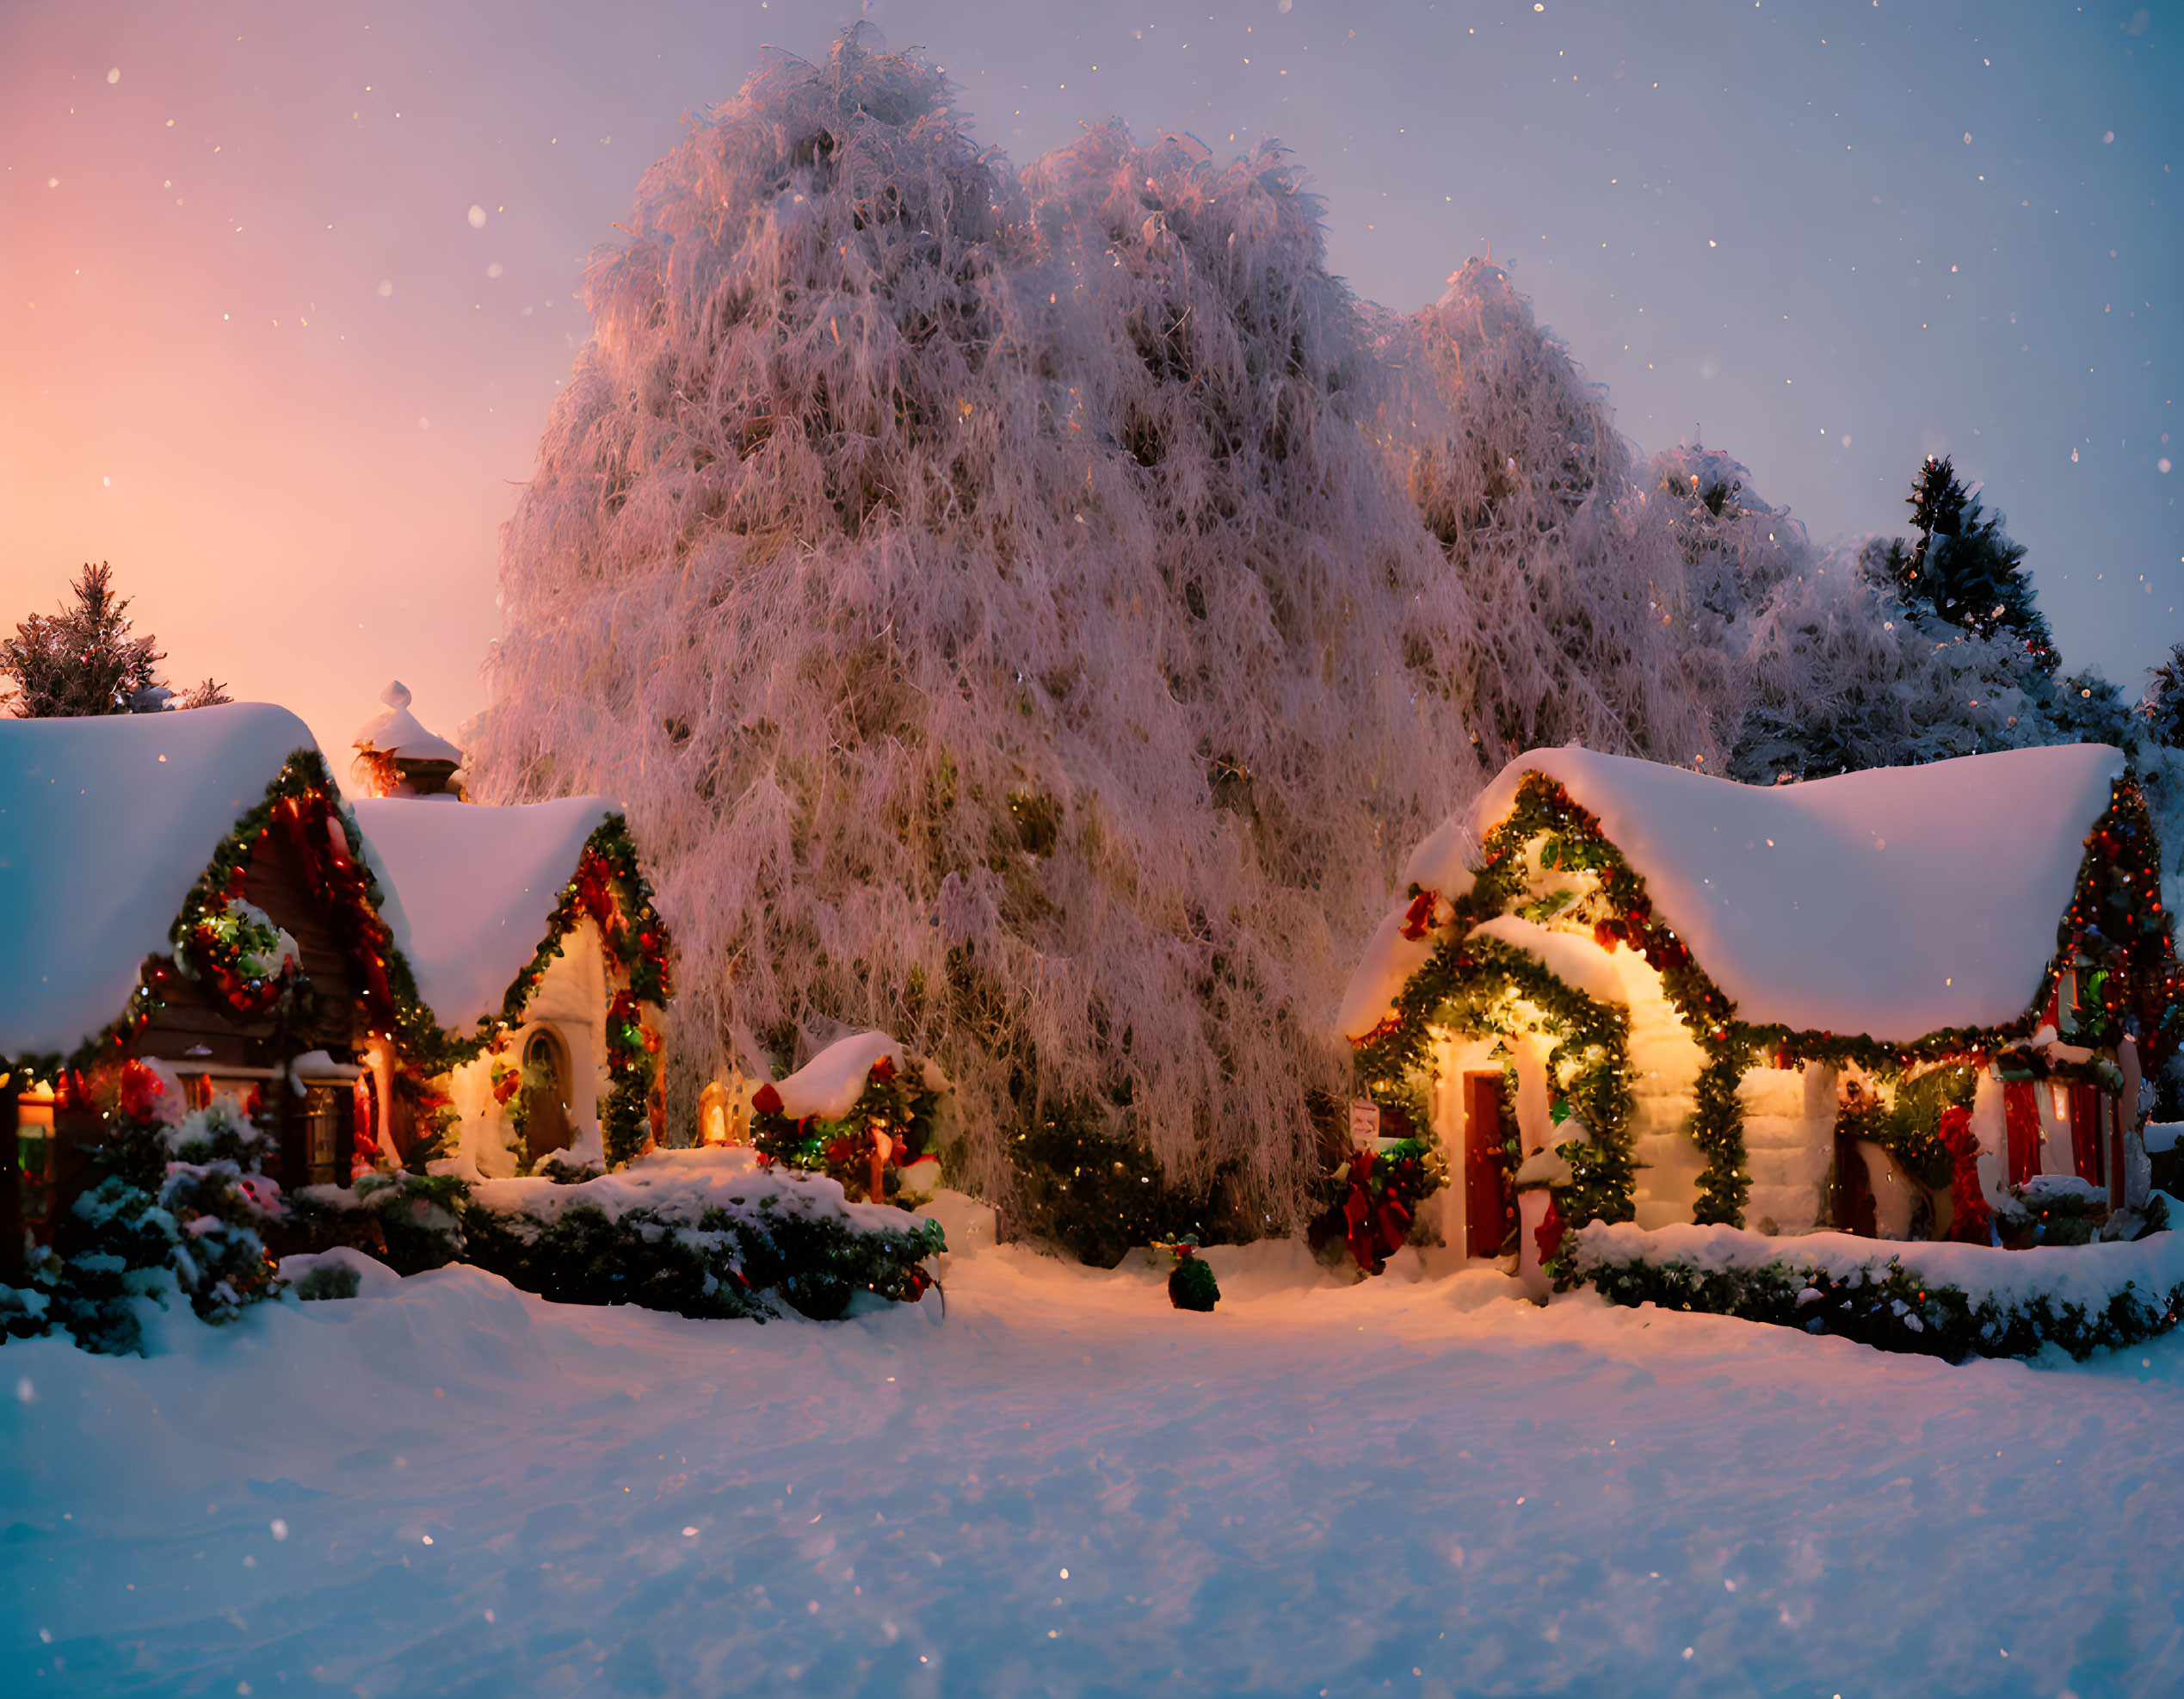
1336,907,1439,1042
353,681,462,765
349,795,617,1030
775,1030,904,1121
0,703,318,1060
1471,743,2127,1041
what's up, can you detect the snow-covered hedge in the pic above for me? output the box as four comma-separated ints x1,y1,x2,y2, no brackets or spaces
1570,1216,2184,1363
456,1149,945,1322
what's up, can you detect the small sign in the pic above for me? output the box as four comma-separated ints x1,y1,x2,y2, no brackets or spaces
1349,1100,1381,1148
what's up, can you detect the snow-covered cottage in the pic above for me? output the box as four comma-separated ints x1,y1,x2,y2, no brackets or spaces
0,705,393,1267
1340,744,2177,1279
349,791,672,1177
0,699,674,1271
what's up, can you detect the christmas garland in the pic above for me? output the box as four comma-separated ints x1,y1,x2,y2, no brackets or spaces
1349,779,1650,1248
4,749,417,1086
496,820,674,1169
750,1053,942,1203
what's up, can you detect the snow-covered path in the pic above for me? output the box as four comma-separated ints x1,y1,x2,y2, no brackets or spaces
7,1206,2184,1696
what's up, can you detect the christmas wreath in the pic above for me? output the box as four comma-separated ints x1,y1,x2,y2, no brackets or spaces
175,885,302,1016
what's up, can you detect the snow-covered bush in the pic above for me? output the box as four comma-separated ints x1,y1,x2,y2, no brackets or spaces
3,1069,288,1355
472,31,1742,1237
1571,1219,2184,1363
459,1150,942,1320
290,1167,471,1276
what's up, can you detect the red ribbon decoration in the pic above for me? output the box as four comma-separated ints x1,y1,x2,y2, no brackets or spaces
1399,890,1440,942
1936,1105,1994,1244
1343,1155,1414,1273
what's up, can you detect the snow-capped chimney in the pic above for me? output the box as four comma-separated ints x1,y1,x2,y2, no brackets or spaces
352,680,466,799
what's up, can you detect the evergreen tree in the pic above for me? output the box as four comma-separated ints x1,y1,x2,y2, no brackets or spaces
2,562,228,717
1874,455,2058,672
2141,641,2184,747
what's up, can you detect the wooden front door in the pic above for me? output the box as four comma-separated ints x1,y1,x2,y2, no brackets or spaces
2004,1081,2041,1188
1464,1072,1511,1259
521,1028,574,1164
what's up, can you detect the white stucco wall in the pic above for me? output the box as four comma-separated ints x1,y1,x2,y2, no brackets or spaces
1613,944,1708,1230
447,917,611,1176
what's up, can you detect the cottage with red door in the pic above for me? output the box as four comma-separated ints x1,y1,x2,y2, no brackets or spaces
1339,742,2178,1283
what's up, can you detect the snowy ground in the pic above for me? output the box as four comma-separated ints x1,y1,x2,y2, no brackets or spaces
7,1197,2184,1696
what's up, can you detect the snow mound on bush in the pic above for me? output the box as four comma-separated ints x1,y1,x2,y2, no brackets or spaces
468,1145,919,1234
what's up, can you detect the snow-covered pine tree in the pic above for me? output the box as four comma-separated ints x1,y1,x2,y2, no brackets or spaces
2140,642,2184,749
472,33,1737,1236
1,561,230,717
3,562,164,716
1879,455,2058,674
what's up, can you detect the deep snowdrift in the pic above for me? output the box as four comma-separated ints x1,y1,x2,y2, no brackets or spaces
7,1206,2184,1694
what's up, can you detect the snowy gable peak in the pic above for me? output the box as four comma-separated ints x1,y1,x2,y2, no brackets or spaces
1471,743,2127,1041
0,702,318,1060
348,794,616,1031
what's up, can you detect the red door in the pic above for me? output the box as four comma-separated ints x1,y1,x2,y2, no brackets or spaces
2068,1083,2105,1188
2004,1082,2041,1188
1465,1073,1511,1258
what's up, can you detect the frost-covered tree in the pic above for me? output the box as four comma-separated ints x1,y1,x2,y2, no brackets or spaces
1379,270,1728,768
2,561,229,718
472,33,1735,1232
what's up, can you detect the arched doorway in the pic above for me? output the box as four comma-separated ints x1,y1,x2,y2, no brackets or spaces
520,1027,573,1165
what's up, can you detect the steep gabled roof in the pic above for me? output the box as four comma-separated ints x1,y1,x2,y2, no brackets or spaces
1469,743,2126,1041
348,795,618,1031
0,703,319,1060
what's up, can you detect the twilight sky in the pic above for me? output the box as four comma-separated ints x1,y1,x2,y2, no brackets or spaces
3,0,2176,769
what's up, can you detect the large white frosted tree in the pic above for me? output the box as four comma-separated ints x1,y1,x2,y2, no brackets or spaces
472,34,1732,1232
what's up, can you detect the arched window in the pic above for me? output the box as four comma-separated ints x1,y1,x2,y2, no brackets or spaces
520,1028,573,1163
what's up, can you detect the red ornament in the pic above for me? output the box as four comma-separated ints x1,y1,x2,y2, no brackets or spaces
751,1082,783,1117
119,1058,165,1122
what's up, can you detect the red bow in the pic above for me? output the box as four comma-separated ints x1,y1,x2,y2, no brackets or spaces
1399,891,1440,942
1343,1158,1413,1273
